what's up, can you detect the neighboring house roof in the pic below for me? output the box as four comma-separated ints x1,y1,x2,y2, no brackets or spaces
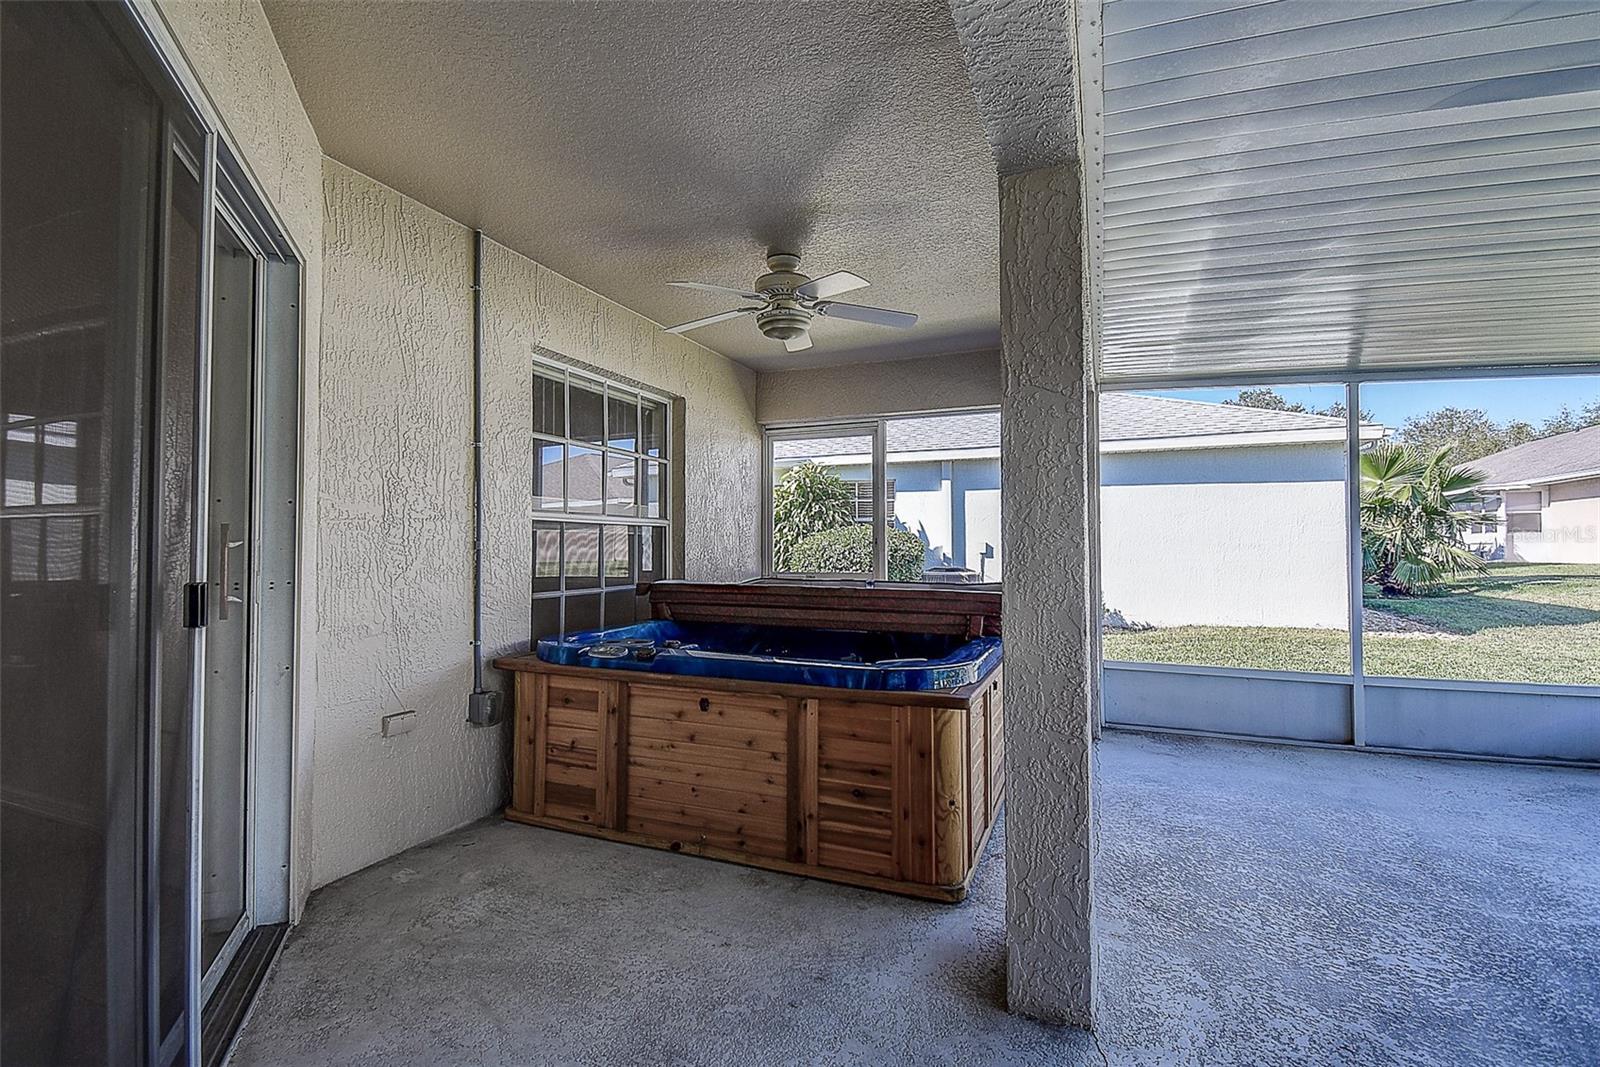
884,411,1000,453
775,394,1383,462
1101,392,1348,442
1469,424,1600,489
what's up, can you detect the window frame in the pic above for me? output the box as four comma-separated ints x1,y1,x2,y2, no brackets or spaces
531,356,673,636
761,408,999,584
763,420,883,580
1504,489,1543,513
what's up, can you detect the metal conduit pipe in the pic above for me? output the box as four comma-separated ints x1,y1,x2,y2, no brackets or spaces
467,229,502,727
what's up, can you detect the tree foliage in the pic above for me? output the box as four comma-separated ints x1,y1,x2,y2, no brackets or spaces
771,461,854,572
1228,389,1600,460
790,524,926,581
1360,441,1490,596
1538,400,1600,437
1227,387,1307,412
1392,401,1600,461
1225,387,1373,421
1397,407,1537,461
772,461,929,579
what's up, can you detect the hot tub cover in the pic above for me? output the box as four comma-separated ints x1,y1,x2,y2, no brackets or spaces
536,620,1001,692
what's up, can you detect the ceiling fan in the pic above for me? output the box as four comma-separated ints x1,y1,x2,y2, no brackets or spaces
663,252,918,353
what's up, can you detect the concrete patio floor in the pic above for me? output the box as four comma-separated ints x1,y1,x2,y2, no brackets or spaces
230,732,1600,1066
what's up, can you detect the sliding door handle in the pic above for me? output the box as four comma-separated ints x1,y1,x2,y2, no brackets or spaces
217,521,246,621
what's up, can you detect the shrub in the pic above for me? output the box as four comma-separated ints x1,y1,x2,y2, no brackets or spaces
790,524,926,581
771,461,854,572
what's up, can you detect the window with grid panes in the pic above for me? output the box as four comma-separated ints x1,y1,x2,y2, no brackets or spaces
532,361,671,638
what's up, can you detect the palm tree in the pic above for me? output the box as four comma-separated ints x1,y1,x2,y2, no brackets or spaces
1360,441,1491,596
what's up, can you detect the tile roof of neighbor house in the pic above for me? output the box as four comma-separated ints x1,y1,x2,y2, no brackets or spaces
1467,424,1600,488
864,393,1350,453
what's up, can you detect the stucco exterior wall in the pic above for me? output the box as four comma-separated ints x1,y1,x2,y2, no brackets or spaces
154,0,325,918
998,163,1097,1026
892,461,955,568
756,349,1000,423
314,160,760,890
1100,443,1350,629
803,455,1002,577
953,458,1002,578
821,439,1342,610
1508,476,1600,564
882,457,1001,576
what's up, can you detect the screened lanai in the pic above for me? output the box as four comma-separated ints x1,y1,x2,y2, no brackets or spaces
2,1,1597,1064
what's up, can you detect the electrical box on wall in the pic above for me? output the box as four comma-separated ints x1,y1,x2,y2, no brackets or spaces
467,690,502,727
381,710,417,737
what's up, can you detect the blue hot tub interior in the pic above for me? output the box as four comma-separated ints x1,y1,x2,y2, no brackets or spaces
536,620,1001,692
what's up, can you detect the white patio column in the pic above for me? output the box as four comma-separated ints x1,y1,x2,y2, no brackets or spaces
999,161,1099,1027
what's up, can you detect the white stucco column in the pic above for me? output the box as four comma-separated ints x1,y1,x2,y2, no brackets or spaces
999,162,1099,1027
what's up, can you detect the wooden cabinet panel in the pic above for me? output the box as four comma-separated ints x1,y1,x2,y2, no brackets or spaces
932,709,966,886
630,685,788,732
537,677,615,826
988,670,1005,807
895,707,935,885
512,673,541,815
623,684,788,858
968,692,989,863
813,700,900,880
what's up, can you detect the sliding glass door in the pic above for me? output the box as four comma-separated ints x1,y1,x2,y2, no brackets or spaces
2,5,177,1062
200,210,260,995
153,123,209,1067
2,4,301,1064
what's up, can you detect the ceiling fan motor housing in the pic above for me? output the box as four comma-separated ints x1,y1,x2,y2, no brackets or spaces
755,303,811,340
754,252,812,340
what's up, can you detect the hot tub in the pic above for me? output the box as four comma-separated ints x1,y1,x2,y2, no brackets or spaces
537,619,1002,692
497,581,1004,901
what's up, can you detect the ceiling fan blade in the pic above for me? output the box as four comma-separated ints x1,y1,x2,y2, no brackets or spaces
783,333,813,353
664,307,757,334
668,280,765,301
813,301,917,329
794,270,868,300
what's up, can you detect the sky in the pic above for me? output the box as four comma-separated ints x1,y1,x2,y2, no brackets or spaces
1159,373,1600,430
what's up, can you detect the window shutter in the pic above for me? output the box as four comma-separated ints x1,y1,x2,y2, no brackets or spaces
846,479,896,523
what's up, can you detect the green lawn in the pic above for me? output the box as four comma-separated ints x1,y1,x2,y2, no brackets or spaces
1103,563,1600,686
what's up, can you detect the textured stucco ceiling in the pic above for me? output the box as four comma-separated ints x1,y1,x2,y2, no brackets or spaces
948,0,1080,175
262,0,1001,372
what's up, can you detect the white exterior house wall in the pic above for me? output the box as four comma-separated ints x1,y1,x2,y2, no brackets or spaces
886,457,1001,577
801,456,1001,577
807,459,962,572
951,458,1002,579
1100,442,1350,629
809,441,1344,621
1506,476,1600,564
888,461,954,568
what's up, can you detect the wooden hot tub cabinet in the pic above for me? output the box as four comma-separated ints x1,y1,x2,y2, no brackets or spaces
496,582,1005,901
